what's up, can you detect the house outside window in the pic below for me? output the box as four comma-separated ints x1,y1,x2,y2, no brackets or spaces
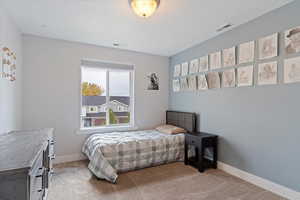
80,60,134,130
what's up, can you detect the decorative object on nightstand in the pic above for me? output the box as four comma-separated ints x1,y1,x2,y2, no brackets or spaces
184,132,218,172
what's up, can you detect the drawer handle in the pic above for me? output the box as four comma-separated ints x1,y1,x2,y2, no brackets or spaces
36,174,43,178
37,189,43,193
50,141,55,145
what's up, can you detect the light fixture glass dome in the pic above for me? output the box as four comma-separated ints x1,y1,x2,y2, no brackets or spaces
129,0,160,18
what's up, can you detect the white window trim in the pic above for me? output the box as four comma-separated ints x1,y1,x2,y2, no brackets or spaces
77,125,139,135
77,60,136,134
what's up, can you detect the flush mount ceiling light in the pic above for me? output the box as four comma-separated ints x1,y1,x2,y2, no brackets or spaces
129,0,160,18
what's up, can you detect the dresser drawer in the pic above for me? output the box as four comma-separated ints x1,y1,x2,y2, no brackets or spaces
30,151,43,176
29,151,45,200
30,168,44,200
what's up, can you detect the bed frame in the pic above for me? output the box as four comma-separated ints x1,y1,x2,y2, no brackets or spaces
166,111,197,133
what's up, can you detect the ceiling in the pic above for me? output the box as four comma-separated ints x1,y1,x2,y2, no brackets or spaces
1,0,293,56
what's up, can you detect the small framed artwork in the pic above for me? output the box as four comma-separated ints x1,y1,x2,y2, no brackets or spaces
258,61,277,85
2,46,11,80
237,65,253,87
189,59,199,74
239,41,255,64
173,64,181,77
207,72,221,89
222,69,236,88
285,26,300,54
1,46,17,81
173,79,180,92
181,62,189,76
188,75,197,91
10,52,16,82
0,46,2,78
259,33,278,60
284,56,300,84
209,51,221,70
199,56,209,72
197,74,208,90
147,73,159,90
180,77,189,91
223,47,236,67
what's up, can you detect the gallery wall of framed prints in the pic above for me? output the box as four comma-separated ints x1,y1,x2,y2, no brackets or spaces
172,26,300,92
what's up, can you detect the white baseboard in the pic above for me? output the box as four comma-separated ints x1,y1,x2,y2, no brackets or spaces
218,161,300,200
54,153,86,164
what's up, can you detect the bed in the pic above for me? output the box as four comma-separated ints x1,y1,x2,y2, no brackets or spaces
82,111,196,183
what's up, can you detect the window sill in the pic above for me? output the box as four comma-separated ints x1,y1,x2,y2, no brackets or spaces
76,125,138,135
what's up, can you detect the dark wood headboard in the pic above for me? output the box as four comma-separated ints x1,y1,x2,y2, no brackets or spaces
166,111,197,133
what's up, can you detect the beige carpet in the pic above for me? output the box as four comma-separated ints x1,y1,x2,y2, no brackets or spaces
48,161,286,200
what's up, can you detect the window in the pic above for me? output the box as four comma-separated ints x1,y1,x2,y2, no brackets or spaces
80,60,134,130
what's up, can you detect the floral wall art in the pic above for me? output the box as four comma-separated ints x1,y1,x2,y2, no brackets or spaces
1,46,16,82
239,41,255,64
209,51,221,70
258,61,278,85
199,56,209,72
285,26,300,54
222,69,236,88
284,56,300,84
223,47,236,67
259,33,278,60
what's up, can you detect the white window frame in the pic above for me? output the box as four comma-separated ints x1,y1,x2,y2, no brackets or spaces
78,60,136,134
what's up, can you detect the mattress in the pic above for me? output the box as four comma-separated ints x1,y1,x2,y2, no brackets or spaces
82,129,185,183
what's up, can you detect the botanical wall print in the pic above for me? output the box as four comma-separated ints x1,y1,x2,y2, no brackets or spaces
180,77,189,91
1,46,16,81
147,73,159,90
284,56,300,84
173,79,180,92
237,65,253,87
199,56,209,72
0,46,2,78
222,69,236,88
10,52,17,82
189,59,199,74
285,26,300,54
209,51,221,70
173,64,181,77
181,62,189,76
197,74,208,90
259,33,278,60
258,61,277,85
239,41,255,64
223,47,236,67
188,76,197,91
207,72,221,89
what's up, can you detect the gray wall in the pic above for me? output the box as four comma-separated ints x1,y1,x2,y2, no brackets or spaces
169,1,300,192
0,5,23,134
23,35,169,158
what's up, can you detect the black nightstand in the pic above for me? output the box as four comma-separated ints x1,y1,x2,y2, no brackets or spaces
184,132,218,172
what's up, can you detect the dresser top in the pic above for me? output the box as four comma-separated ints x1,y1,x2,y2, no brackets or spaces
0,128,53,174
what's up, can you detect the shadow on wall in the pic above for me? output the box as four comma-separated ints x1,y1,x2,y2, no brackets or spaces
218,137,245,167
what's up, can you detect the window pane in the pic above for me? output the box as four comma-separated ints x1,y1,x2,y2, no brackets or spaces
81,67,107,128
108,71,131,125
